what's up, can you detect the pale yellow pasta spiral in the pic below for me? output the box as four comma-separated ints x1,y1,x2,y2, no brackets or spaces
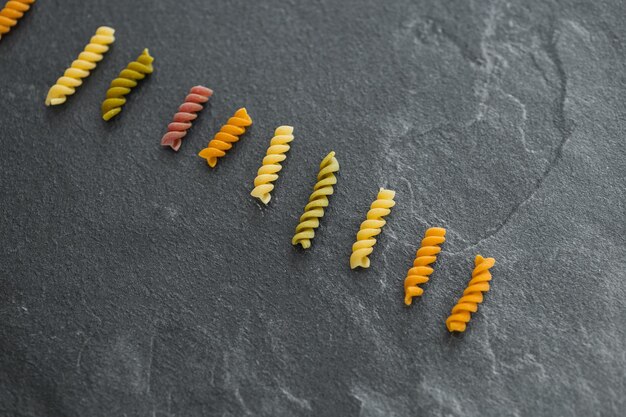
350,188,396,269
45,26,115,106
251,126,295,204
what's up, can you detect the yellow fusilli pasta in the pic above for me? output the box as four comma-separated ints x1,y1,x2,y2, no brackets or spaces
446,255,496,332
101,48,154,121
0,0,35,41
404,227,446,305
292,151,339,249
251,126,295,204
45,26,115,106
350,188,395,269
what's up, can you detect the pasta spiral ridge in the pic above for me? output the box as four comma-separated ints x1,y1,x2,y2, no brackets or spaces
446,255,496,332
198,108,252,167
251,125,295,204
404,227,446,305
350,188,396,269
101,48,154,121
0,0,35,40
292,151,339,249
45,26,115,106
161,85,213,151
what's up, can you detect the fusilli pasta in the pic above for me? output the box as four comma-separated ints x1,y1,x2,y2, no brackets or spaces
251,126,294,204
350,188,395,269
161,85,213,151
292,151,339,249
101,48,154,121
45,26,115,106
446,255,496,332
0,0,35,41
403,227,446,305
198,108,252,168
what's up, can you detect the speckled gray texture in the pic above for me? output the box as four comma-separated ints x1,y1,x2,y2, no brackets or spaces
1,0,625,416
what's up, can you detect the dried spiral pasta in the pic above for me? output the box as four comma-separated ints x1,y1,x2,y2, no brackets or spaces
350,188,396,269
198,108,252,168
446,255,496,332
403,227,446,305
45,26,115,106
292,151,339,249
0,0,35,41
101,48,154,121
161,85,213,151
250,126,295,204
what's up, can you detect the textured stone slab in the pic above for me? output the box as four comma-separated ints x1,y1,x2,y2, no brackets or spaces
0,0,624,416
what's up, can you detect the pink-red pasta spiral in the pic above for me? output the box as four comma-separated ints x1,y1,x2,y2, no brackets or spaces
161,85,213,151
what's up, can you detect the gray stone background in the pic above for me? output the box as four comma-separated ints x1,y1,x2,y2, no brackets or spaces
0,0,624,416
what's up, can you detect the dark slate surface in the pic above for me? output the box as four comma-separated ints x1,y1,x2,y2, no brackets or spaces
1,0,625,416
